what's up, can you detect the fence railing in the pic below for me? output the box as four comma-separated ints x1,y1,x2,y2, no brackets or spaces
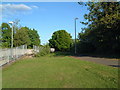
0,45,44,66
33,45,43,53
0,45,27,66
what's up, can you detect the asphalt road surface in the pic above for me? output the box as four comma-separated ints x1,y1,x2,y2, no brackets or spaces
71,56,119,68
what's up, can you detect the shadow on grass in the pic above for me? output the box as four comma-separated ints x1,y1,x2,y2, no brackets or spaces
52,51,73,57
49,52,120,59
36,51,120,59
109,65,120,67
78,53,120,59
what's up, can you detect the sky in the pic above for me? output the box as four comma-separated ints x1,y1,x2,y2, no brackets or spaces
1,2,89,45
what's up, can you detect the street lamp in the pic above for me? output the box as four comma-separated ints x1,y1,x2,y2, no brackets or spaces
75,18,78,54
9,21,14,48
9,21,14,59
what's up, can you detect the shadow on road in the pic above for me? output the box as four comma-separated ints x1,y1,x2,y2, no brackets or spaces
78,54,120,59
109,65,120,68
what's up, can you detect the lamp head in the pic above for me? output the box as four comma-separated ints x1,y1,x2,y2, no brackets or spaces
9,21,14,24
75,18,78,20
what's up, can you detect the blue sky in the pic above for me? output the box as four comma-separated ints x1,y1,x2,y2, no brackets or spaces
1,2,89,45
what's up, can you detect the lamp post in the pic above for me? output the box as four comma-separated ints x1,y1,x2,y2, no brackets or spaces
75,18,78,54
9,21,14,48
9,21,14,59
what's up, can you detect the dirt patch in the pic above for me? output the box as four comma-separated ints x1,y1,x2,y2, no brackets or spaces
21,54,33,59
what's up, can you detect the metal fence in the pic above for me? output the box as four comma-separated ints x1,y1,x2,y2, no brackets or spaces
0,45,44,66
33,45,43,53
0,45,27,66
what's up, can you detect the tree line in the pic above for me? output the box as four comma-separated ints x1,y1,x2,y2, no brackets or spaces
49,2,120,55
0,2,119,56
77,2,120,54
0,23,40,48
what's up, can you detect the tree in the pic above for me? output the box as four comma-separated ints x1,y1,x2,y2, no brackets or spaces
28,28,40,48
78,2,120,54
1,23,11,48
49,30,72,51
14,27,31,47
0,22,41,48
14,26,40,48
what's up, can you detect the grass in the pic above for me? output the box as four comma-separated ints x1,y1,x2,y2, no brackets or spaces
2,53,118,88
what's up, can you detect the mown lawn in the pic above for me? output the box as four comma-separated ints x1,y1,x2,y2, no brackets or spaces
2,55,118,88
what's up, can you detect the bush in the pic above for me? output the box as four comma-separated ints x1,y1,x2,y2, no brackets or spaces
35,44,50,57
77,41,96,54
49,30,72,52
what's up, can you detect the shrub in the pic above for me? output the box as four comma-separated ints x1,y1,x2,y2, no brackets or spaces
77,41,96,54
35,44,50,57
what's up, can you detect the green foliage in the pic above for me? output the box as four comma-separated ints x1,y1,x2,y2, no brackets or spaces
0,22,41,48
77,41,95,53
35,44,50,57
14,27,40,48
78,2,120,54
49,30,72,52
14,27,31,47
70,39,80,54
28,28,40,48
1,23,11,48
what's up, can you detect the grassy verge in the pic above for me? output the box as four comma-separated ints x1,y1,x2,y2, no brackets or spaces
3,53,118,88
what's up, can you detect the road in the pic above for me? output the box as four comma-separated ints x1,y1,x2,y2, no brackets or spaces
70,56,119,68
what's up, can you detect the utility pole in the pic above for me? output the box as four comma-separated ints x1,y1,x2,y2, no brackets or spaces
75,18,78,54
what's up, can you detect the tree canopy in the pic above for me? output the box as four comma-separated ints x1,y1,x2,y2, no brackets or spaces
14,27,31,47
1,23,11,48
78,2,120,54
28,28,40,48
49,30,72,51
0,23,41,48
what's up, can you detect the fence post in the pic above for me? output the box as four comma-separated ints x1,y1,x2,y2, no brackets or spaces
7,49,9,63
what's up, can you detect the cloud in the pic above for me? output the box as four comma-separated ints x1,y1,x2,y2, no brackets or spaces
31,5,38,9
2,4,32,11
0,4,32,14
0,4,38,20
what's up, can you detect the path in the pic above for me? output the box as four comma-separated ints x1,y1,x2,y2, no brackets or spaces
70,56,119,67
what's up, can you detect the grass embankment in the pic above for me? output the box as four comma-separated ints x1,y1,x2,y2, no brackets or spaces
3,53,118,88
